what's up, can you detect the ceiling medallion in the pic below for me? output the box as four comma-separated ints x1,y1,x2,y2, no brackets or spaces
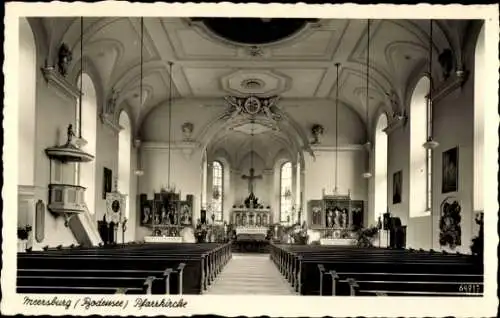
241,78,265,90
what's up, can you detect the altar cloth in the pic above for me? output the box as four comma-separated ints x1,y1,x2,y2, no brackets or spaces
144,236,183,243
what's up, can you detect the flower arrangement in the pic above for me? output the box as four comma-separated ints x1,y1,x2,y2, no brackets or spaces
17,225,32,240
355,225,379,247
470,212,484,258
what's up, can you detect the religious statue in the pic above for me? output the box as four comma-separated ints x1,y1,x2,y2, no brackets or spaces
326,210,334,228
244,192,259,209
334,209,341,228
142,206,151,224
160,206,167,224
106,89,119,115
341,209,348,228
438,48,454,80
261,96,281,121
181,122,194,141
66,124,76,145
57,43,72,77
223,96,244,120
311,124,324,145
180,204,191,225
256,214,261,226
153,211,160,225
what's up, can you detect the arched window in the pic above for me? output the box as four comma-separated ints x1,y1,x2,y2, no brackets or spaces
76,73,97,214
473,24,485,214
18,18,36,186
280,162,293,223
374,113,388,221
409,76,431,217
118,111,131,219
212,161,223,222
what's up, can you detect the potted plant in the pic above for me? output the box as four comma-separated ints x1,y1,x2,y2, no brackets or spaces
17,225,32,252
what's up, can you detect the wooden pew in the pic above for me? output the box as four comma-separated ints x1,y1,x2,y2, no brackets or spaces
17,242,232,295
269,243,483,297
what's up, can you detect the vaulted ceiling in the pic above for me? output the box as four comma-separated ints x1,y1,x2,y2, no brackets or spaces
47,17,471,133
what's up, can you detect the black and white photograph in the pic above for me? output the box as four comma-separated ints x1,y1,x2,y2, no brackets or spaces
2,2,498,317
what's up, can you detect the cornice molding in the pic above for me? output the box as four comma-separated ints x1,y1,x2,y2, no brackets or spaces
431,70,469,104
40,66,80,101
142,141,201,151
310,144,365,152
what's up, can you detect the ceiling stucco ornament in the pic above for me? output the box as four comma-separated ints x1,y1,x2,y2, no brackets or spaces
222,95,282,122
241,78,265,90
221,69,290,96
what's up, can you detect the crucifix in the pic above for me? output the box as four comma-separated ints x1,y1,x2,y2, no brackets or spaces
242,168,262,195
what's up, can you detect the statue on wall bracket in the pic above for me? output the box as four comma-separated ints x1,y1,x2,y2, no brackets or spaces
222,95,282,122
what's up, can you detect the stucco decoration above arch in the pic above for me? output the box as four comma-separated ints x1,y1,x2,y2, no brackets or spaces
197,104,311,169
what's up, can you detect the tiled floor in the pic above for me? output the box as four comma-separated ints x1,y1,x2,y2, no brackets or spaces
205,254,296,295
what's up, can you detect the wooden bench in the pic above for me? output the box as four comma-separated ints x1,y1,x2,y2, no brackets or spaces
270,243,483,297
17,242,232,295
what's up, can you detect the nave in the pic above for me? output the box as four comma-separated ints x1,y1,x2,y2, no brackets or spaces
17,241,483,297
205,254,295,295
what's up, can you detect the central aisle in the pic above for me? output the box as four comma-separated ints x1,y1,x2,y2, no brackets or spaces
205,254,296,295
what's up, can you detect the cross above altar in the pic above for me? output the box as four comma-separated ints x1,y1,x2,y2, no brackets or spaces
242,168,262,194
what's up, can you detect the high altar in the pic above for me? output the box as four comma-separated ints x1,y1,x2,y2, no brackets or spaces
231,192,270,242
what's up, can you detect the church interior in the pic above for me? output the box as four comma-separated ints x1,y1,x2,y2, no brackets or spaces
13,16,495,297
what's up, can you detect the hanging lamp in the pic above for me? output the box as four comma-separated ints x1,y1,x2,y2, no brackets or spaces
423,19,439,150
333,62,341,194
74,17,87,149
167,60,174,191
362,19,373,179
134,17,145,177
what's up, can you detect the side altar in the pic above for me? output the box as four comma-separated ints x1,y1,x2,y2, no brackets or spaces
139,189,194,243
307,190,365,245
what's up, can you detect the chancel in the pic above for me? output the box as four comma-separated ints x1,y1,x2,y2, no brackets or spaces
11,11,496,303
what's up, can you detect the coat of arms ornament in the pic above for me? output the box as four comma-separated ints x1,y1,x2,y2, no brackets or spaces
223,95,282,121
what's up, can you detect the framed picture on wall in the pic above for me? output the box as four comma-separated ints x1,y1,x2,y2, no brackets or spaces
393,170,402,204
442,147,459,193
308,200,323,227
140,200,153,226
102,167,112,199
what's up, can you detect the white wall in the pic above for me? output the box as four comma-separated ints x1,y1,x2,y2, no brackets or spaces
18,18,36,187
304,146,368,223
387,63,478,253
136,145,202,240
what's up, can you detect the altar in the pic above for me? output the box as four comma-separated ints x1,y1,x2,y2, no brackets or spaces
232,208,271,227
